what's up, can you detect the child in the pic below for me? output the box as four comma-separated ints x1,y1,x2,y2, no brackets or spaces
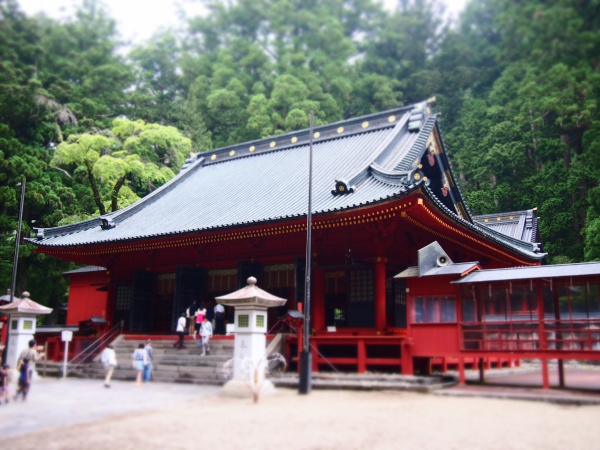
0,364,10,404
15,358,30,401
200,315,213,356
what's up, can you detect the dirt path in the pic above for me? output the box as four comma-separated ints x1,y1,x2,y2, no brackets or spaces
4,388,599,450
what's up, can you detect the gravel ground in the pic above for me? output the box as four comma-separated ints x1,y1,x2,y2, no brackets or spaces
1,378,599,450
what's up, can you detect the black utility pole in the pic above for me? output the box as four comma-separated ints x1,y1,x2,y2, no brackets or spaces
299,114,314,395
3,178,25,365
10,178,26,302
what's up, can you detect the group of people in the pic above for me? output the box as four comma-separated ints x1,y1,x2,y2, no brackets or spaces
174,303,213,355
100,339,154,387
131,340,154,385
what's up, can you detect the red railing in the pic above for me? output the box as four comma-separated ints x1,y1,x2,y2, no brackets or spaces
460,318,600,352
286,332,408,373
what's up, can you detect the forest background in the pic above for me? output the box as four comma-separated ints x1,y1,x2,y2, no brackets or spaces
1,0,599,321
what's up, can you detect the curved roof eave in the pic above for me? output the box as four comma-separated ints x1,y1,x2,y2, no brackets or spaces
419,184,545,261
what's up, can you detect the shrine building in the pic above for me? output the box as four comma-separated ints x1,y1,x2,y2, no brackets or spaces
31,100,600,384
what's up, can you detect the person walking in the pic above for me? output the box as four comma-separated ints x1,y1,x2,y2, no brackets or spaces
186,300,199,337
173,312,187,349
15,358,31,401
214,302,226,335
200,316,213,356
131,343,147,385
143,339,154,382
17,339,39,376
0,364,11,404
194,304,206,339
100,343,117,388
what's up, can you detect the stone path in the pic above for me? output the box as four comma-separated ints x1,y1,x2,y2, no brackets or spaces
0,378,219,439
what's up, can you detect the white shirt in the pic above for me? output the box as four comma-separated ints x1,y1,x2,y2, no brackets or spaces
214,303,225,314
200,321,213,337
100,347,117,368
176,316,186,332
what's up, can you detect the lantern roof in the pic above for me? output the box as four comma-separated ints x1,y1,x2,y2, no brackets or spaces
216,277,287,308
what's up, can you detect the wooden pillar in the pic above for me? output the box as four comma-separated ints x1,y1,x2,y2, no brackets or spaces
312,269,325,332
541,358,550,389
536,279,547,351
401,343,413,375
375,257,386,331
478,357,485,383
357,338,366,373
458,357,466,384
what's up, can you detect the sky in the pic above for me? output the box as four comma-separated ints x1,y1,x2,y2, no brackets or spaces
18,0,469,46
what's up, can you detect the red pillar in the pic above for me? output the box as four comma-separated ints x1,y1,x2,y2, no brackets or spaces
458,358,466,384
312,269,325,333
541,358,550,389
401,343,413,375
357,339,366,373
375,258,386,331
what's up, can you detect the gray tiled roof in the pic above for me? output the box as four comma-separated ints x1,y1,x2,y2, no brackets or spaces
394,262,481,278
473,209,539,244
62,265,106,275
452,262,600,283
31,102,544,261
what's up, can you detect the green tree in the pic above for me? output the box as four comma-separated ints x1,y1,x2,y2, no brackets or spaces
51,119,191,215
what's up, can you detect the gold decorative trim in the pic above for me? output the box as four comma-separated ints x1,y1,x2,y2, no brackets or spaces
388,115,396,122
249,146,256,152
362,121,369,128
269,141,276,148
291,137,298,143
211,154,217,161
337,126,344,134
314,131,320,139
229,150,235,156
42,201,416,258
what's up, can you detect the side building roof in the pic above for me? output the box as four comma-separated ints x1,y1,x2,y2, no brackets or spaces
473,209,539,244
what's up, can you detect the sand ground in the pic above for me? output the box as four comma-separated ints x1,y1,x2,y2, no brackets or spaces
2,379,599,450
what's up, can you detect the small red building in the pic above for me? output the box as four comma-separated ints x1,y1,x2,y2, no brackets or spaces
32,100,598,382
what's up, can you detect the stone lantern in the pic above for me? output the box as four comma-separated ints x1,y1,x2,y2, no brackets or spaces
0,291,52,371
216,277,286,398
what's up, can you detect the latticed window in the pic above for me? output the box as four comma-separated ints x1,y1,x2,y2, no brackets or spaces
208,269,237,292
116,285,132,310
238,314,249,328
262,264,294,289
256,314,265,327
348,270,374,303
156,273,176,297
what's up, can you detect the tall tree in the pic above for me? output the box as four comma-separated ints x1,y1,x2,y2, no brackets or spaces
51,119,192,215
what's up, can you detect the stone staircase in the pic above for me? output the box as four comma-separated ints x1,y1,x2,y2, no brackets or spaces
73,336,235,385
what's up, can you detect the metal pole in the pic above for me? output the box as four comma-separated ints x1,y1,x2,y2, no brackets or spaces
10,178,25,302
63,340,69,378
3,178,25,365
299,113,314,395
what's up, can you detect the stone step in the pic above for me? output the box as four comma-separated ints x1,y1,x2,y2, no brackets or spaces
48,334,241,386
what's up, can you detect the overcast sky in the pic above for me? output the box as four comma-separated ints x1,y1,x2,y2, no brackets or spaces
19,0,469,46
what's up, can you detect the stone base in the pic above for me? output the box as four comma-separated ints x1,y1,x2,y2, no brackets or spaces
219,378,277,400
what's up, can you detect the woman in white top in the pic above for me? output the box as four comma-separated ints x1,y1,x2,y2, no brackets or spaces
100,343,117,388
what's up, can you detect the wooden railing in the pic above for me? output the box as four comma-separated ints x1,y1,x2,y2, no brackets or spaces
460,318,600,352
286,331,408,373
